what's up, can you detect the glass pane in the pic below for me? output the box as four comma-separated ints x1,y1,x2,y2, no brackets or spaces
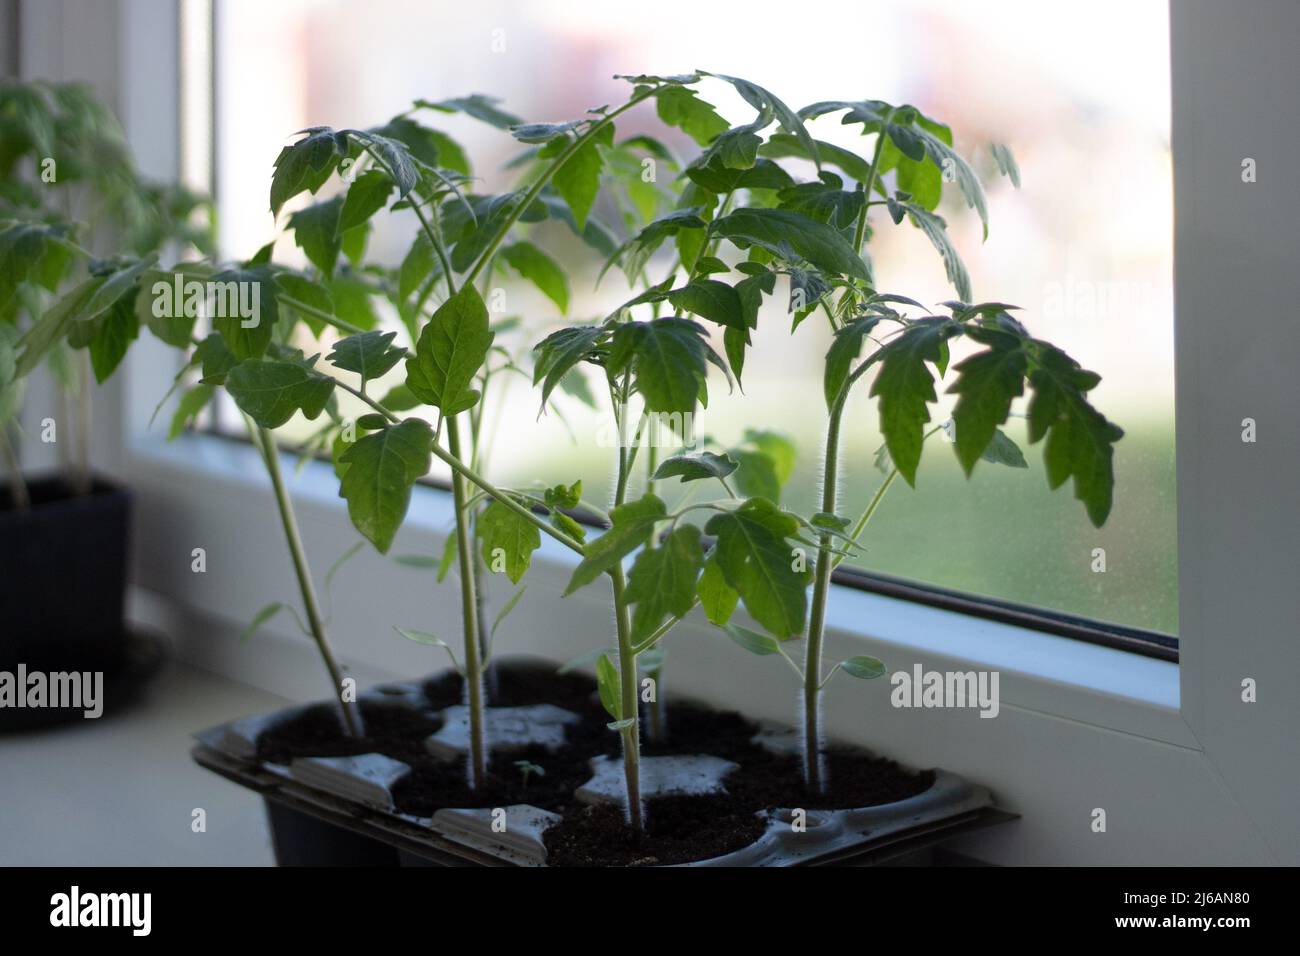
211,0,1175,635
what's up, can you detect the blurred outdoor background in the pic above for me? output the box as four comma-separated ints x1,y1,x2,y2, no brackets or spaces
204,0,1175,634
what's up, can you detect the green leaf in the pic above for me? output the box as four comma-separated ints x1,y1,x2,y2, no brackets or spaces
722,623,782,656
948,344,1028,475
167,383,214,441
478,497,542,584
242,602,286,642
405,284,494,414
395,628,462,675
990,143,1021,188
564,494,666,596
136,264,213,347
654,85,729,146
288,197,343,279
667,280,745,330
547,123,613,231
211,268,278,360
194,332,238,385
337,418,434,552
226,358,335,429
697,555,739,626
896,201,971,301
980,427,1028,469
16,276,102,376
624,525,704,640
501,241,569,314
398,231,439,302
327,330,404,382
712,208,868,281
704,498,811,638
610,318,715,416
839,655,886,680
270,127,346,217
869,318,960,485
1026,345,1123,527
337,168,393,235
761,133,871,182
418,94,521,130
824,315,884,408
595,654,622,721
604,209,706,283
686,158,794,194
652,451,738,483
532,325,606,408
490,586,528,640
706,73,821,171
87,294,139,383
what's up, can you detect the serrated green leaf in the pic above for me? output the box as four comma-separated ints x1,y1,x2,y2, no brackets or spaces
697,555,739,626
405,284,493,414
704,498,811,638
564,494,666,596
532,325,606,408
667,280,745,330
548,123,613,231
337,168,393,235
824,315,884,408
869,318,960,485
87,294,139,383
624,525,704,640
948,344,1028,475
654,85,729,146
1026,345,1123,527
327,330,404,382
338,418,433,552
712,207,868,281
652,451,738,483
288,197,343,279
167,383,214,441
271,127,346,217
610,318,714,416
226,358,335,429
478,496,541,584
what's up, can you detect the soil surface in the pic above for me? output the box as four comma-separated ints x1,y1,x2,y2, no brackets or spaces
252,658,932,866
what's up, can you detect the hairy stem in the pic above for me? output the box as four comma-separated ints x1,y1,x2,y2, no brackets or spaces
611,563,642,832
255,424,362,737
446,415,487,788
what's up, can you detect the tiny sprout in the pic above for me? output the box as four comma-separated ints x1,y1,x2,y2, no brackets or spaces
514,760,545,790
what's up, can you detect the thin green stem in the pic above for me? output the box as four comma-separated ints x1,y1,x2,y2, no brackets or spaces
852,108,895,257
464,88,658,287
252,421,362,738
446,415,487,788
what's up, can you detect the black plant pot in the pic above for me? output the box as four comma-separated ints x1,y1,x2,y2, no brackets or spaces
0,474,132,673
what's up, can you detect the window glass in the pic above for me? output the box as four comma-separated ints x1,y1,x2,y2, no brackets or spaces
210,0,1176,634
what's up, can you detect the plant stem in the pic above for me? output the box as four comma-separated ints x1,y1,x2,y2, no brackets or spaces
446,414,487,788
0,425,29,511
852,108,895,257
255,424,363,738
802,396,844,793
463,88,657,288
611,563,643,832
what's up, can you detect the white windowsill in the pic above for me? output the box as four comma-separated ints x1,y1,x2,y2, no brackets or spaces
125,431,1191,750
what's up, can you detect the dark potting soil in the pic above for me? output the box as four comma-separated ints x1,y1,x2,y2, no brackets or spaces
251,659,931,866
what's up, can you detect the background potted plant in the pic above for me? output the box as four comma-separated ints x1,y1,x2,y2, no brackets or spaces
0,79,211,695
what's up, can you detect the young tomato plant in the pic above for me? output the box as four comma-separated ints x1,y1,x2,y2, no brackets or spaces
0,79,212,506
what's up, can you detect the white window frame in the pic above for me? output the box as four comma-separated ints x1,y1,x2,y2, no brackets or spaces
20,0,1298,864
